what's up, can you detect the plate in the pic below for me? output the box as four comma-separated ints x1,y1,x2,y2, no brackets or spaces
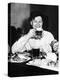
9,53,31,63
26,59,58,71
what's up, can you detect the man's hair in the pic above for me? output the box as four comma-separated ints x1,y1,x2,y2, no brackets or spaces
29,11,45,22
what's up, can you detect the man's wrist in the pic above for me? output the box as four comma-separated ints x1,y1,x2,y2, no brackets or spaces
27,33,31,39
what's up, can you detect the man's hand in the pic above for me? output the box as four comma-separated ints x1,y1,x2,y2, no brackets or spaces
53,42,59,52
27,29,36,38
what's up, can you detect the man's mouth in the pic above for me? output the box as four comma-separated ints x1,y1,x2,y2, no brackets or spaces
34,25,42,29
35,25,41,28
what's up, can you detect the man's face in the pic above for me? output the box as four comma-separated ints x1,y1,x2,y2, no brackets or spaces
31,16,43,30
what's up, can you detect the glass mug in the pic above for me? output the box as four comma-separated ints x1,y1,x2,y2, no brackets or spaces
31,49,40,59
35,30,42,39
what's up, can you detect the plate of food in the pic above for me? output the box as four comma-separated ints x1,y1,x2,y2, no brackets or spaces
26,59,58,71
9,52,31,63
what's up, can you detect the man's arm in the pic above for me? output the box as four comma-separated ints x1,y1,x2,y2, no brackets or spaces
11,29,35,54
11,34,30,54
45,31,55,44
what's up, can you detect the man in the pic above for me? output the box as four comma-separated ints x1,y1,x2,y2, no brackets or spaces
11,15,58,63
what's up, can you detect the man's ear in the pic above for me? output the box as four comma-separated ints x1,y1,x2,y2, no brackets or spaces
30,21,33,25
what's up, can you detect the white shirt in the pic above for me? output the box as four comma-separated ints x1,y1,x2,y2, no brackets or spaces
12,30,54,54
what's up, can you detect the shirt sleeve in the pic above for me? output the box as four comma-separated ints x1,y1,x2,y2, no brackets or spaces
44,31,54,44
48,32,54,44
25,41,32,51
11,35,29,53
